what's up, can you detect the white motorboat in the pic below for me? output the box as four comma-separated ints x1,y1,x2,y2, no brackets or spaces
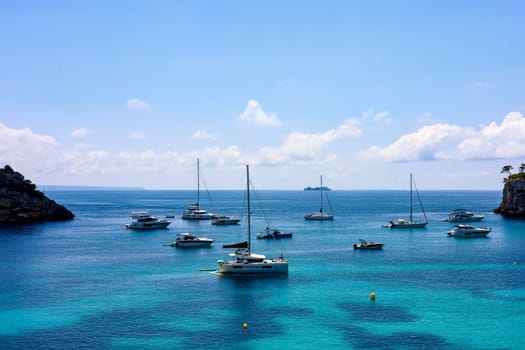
182,158,214,220
167,232,214,247
217,165,288,275
447,224,491,238
211,215,241,225
443,209,485,222
387,173,428,228
125,212,171,230
305,175,334,221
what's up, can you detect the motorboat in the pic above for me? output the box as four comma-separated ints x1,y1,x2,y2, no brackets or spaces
182,158,214,220
305,175,334,221
217,165,288,275
353,239,384,250
211,215,241,225
256,227,292,239
447,224,491,238
125,212,171,230
167,232,214,247
443,209,484,222
387,173,428,228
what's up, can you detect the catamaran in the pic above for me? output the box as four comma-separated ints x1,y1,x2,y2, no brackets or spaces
216,165,288,275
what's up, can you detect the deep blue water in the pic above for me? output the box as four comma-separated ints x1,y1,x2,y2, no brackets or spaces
0,190,524,349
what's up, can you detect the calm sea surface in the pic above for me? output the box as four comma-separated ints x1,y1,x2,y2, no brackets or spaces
0,190,524,349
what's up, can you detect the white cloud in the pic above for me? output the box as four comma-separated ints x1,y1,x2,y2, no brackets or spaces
125,98,151,110
70,128,93,138
260,118,362,164
0,123,59,172
374,111,392,125
362,112,525,162
238,100,281,127
455,112,525,159
193,129,217,140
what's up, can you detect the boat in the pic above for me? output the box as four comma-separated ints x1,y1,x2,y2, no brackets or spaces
256,227,292,239
305,175,334,221
125,212,171,230
353,239,384,250
216,165,289,275
443,209,484,222
182,158,214,220
211,215,241,225
166,232,214,247
387,173,428,228
447,224,491,237
304,186,331,191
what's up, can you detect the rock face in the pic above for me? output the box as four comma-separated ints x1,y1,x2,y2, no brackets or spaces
0,165,74,223
494,176,525,218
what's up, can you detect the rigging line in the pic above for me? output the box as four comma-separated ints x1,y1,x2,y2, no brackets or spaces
198,166,215,211
249,179,272,228
412,177,428,222
325,189,335,215
248,179,285,253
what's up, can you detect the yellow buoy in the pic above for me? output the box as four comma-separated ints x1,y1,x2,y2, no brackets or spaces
243,323,249,330
370,292,376,301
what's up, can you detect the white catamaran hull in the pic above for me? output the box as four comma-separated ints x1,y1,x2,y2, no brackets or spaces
218,260,289,274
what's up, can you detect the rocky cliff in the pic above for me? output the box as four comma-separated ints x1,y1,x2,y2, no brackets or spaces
0,165,74,223
494,175,525,218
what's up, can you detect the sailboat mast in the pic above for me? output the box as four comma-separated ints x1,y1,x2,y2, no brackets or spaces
409,173,413,222
197,158,200,205
246,165,251,254
320,175,324,213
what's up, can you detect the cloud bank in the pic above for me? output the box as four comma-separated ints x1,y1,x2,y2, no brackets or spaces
1,112,524,184
363,112,525,161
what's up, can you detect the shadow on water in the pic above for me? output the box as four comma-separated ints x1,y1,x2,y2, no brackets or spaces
0,223,43,235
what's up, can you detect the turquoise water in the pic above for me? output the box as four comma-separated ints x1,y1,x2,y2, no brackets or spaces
0,190,524,349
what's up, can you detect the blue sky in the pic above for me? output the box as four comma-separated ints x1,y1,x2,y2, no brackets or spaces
1,1,524,190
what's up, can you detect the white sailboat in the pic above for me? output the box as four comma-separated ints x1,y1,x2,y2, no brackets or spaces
216,165,289,275
304,175,334,221
387,173,428,228
182,158,214,220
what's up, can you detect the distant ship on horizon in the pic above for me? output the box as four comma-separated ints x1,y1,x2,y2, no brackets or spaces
304,186,331,191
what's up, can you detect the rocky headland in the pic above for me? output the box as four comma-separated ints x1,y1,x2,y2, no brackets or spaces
494,174,525,218
0,165,74,223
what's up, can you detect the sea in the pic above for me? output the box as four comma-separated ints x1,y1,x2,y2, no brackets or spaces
0,189,524,350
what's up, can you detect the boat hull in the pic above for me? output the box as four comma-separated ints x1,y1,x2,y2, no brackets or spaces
217,260,289,274
305,214,334,221
389,221,427,228
175,240,213,247
182,213,213,220
125,222,171,230
445,216,484,222
257,233,292,239
354,243,383,250
211,217,241,225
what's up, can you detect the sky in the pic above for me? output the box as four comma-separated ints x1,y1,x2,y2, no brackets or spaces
1,0,524,190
